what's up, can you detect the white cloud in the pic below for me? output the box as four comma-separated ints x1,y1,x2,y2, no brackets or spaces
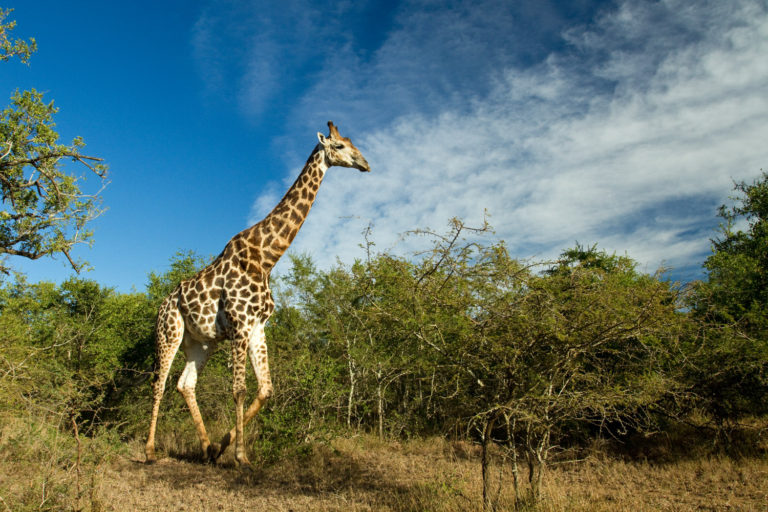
250,0,768,280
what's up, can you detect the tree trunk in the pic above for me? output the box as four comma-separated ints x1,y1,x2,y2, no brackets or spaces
529,430,549,502
377,384,384,439
481,416,497,512
504,416,518,509
346,337,356,429
376,365,384,439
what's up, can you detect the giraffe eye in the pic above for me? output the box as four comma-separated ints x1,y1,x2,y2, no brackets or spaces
333,144,344,150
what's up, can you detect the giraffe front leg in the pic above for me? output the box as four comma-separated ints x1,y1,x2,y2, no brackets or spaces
231,337,252,468
217,322,273,457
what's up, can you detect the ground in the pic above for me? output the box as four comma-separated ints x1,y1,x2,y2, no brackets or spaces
80,437,768,512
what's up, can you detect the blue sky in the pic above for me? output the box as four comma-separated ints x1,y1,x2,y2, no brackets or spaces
2,0,767,292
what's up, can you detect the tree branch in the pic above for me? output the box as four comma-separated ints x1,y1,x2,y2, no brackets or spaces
0,141,10,160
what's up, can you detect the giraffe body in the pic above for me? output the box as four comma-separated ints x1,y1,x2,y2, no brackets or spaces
145,122,369,466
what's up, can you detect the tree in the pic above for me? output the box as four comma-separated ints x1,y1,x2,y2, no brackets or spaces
703,171,768,336
0,276,156,428
0,8,107,273
483,246,680,506
395,222,682,510
0,7,35,63
685,171,768,432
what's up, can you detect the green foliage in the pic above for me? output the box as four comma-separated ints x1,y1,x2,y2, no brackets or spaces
0,8,107,273
685,172,768,428
0,249,215,470
268,224,684,460
0,7,36,63
703,171,768,334
0,276,153,426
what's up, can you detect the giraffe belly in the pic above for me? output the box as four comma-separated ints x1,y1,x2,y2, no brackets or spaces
182,304,228,342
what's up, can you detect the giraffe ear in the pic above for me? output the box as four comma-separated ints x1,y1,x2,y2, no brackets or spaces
317,132,327,145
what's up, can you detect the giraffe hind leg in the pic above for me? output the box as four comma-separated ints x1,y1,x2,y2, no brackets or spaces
177,336,216,461
145,296,184,463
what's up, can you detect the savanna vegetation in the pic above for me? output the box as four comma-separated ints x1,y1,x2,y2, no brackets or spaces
2,171,767,511
1,8,767,511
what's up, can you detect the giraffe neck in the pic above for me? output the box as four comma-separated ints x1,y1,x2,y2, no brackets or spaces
246,146,329,272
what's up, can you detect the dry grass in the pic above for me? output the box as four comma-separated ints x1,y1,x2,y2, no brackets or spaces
2,425,766,511
0,414,116,512
77,435,768,512
542,456,768,511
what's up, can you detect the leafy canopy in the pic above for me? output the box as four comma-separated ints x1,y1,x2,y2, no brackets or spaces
704,171,768,333
684,171,768,425
0,7,107,273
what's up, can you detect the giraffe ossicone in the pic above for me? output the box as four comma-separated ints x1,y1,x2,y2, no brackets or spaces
145,121,370,466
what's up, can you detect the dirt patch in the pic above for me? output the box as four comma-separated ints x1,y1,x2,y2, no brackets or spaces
96,439,474,512
90,438,768,512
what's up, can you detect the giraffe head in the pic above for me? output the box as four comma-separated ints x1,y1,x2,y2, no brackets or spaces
317,121,370,172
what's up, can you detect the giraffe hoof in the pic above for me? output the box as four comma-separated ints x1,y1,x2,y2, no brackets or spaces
234,455,253,470
237,462,255,473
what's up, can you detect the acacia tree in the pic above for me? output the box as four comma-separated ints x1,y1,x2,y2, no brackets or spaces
399,222,683,510
702,171,768,336
686,171,768,432
474,246,681,509
0,8,107,273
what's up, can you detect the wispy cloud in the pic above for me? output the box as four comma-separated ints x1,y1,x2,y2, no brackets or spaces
241,0,767,280
285,0,594,135
191,0,374,117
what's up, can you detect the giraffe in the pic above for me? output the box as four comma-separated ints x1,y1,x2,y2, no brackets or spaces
144,121,370,467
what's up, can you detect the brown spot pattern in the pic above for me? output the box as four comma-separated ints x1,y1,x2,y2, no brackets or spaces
146,123,369,466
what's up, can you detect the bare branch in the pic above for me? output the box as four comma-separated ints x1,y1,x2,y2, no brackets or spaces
0,141,10,160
